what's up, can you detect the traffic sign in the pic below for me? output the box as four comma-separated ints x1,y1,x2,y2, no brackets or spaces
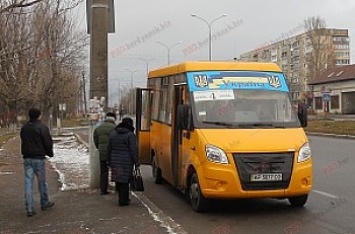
323,93,330,102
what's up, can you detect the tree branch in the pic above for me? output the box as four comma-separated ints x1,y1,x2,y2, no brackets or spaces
0,0,45,14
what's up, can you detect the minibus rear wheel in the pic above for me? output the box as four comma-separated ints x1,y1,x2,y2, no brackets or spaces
152,156,163,184
189,173,209,212
288,194,308,207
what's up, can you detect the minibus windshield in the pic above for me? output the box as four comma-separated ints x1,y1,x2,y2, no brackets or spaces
192,89,300,128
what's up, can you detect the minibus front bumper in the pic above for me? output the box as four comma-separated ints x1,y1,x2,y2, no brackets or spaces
197,156,312,199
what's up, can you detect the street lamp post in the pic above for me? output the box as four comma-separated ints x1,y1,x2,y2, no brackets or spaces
124,68,138,88
156,41,182,66
191,14,227,61
124,68,138,114
138,55,157,76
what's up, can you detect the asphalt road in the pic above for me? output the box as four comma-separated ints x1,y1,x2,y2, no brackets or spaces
136,135,355,234
67,127,355,234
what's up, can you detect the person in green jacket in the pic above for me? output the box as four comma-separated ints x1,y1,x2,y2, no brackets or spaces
94,112,117,195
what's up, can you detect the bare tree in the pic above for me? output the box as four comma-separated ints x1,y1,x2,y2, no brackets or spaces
30,0,88,123
304,16,334,82
0,0,83,13
0,0,88,129
0,6,35,130
0,0,44,14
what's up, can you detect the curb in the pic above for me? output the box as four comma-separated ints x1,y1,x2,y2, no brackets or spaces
306,132,355,139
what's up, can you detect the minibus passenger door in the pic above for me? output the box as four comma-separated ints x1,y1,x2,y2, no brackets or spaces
172,85,187,187
136,88,153,164
173,85,191,188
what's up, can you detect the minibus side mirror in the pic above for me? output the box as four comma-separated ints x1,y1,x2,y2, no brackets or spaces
297,103,308,128
177,104,193,131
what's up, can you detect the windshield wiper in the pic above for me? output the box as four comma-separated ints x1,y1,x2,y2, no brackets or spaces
238,123,285,128
202,121,234,127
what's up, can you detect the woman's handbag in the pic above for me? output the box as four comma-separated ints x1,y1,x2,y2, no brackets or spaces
130,166,144,192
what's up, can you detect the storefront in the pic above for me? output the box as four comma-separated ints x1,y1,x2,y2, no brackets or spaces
309,64,355,114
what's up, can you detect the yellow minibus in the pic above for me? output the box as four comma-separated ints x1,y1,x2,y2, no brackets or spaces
135,61,312,212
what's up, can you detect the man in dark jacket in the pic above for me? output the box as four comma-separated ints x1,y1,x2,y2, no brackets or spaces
93,112,117,195
20,108,55,217
107,117,139,206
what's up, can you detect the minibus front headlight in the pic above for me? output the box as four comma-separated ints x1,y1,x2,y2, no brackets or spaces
298,143,311,163
205,144,229,164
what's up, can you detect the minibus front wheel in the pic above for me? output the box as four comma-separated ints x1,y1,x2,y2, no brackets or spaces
152,155,163,184
288,194,308,207
189,173,209,212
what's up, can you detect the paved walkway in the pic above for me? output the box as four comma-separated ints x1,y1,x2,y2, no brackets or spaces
0,136,167,234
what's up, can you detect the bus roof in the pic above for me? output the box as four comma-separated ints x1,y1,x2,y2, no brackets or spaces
148,61,282,78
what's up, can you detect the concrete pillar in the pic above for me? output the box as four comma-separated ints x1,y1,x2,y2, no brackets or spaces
89,123,100,189
90,0,108,107
88,0,109,189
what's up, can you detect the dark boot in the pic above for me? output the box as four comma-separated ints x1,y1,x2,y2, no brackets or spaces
100,161,109,194
118,183,130,206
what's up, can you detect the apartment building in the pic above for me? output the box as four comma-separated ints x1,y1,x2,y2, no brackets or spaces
239,28,350,103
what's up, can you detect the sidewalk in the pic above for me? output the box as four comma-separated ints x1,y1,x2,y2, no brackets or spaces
0,136,166,234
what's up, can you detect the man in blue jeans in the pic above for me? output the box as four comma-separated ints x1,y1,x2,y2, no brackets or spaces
20,108,55,217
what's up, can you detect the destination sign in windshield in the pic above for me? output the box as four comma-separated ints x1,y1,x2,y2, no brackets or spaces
187,71,289,92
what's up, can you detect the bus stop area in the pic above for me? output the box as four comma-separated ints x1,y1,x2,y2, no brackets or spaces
0,135,167,234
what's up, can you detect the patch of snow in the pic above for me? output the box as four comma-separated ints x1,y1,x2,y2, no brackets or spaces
50,134,90,191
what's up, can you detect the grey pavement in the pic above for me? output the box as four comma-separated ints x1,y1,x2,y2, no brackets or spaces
0,135,168,234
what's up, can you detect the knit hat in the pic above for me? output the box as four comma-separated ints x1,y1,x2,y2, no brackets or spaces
118,117,135,132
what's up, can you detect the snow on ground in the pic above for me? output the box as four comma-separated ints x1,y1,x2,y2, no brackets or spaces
50,133,90,191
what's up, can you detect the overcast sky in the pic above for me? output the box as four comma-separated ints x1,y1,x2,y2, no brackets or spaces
74,0,355,106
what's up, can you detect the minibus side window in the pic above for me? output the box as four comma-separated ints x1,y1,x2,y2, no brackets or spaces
151,78,161,121
165,78,174,124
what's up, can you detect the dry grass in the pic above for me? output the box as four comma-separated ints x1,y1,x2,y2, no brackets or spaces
306,120,355,136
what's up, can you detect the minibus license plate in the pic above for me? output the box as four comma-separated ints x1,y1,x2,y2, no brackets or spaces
250,173,282,181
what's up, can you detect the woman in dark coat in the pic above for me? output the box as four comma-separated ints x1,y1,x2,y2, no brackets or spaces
107,117,139,206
